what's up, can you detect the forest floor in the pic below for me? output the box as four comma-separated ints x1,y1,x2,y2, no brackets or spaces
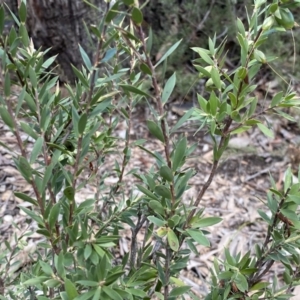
1,78,300,299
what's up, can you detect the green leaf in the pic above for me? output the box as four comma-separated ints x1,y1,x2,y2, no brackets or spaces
0,7,4,34
148,216,166,227
156,226,168,237
186,229,210,246
78,113,87,135
64,186,75,201
40,261,53,275
191,47,214,65
167,229,179,251
14,192,38,206
231,126,251,134
30,137,43,164
171,108,194,134
102,286,122,300
0,106,14,129
91,287,101,300
159,165,173,182
258,209,271,224
131,7,143,25
225,248,236,266
155,39,182,68
19,23,29,46
55,252,65,278
172,137,187,171
71,65,89,88
18,1,27,22
79,44,92,70
191,217,222,228
44,279,61,288
235,272,248,293
236,18,246,36
101,48,117,63
257,123,274,138
23,277,49,285
146,27,153,54
170,286,191,297
84,244,93,260
162,73,176,104
123,0,134,5
126,288,147,298
48,203,60,230
250,281,270,291
105,2,119,23
136,184,159,200
211,67,221,90
140,63,152,75
19,206,44,225
76,280,99,287
146,120,165,143
209,91,218,115
17,156,32,182
271,91,283,107
65,278,78,300
119,84,152,98
29,66,37,88
149,200,165,215
155,185,172,199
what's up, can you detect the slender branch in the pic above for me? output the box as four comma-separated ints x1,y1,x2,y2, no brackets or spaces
130,214,147,268
136,24,175,299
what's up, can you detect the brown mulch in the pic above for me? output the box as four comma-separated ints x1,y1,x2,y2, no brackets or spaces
1,79,300,298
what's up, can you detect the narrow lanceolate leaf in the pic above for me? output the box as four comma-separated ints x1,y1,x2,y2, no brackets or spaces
191,217,223,228
136,184,159,200
29,66,37,88
17,156,32,182
171,108,194,134
172,137,187,171
271,91,283,107
30,137,43,164
148,216,166,227
146,120,165,143
211,67,221,90
79,44,92,70
0,7,4,34
191,47,214,65
162,73,176,104
131,7,143,25
0,106,14,129
123,0,134,5
78,113,87,135
64,278,78,300
14,192,38,206
155,39,182,68
257,123,274,138
167,229,179,252
18,1,27,23
48,203,60,230
119,84,152,98
155,185,172,199
169,286,191,297
105,2,119,23
186,229,210,246
4,72,11,97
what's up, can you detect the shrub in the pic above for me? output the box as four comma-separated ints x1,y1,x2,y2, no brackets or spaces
0,0,300,299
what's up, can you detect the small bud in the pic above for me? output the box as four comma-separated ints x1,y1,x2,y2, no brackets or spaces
262,16,274,31
254,49,266,63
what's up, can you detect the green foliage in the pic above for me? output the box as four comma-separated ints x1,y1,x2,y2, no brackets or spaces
0,0,300,299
